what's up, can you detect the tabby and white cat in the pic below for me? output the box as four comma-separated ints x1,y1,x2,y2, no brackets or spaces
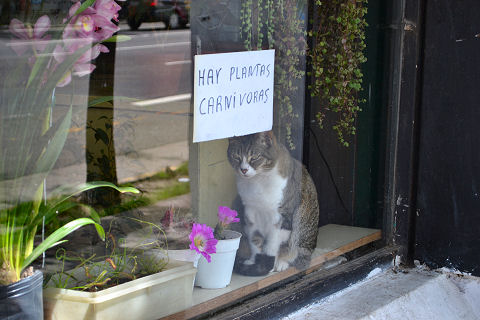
227,131,319,276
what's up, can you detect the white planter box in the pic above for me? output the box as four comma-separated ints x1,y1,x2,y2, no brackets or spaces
43,260,196,320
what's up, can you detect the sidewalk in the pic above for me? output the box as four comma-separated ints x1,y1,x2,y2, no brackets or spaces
284,266,480,320
0,140,189,206
47,140,189,193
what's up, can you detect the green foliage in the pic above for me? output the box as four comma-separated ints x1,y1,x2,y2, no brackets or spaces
23,218,105,272
0,182,138,285
150,162,189,180
309,0,368,147
98,180,190,218
240,0,306,150
240,0,367,147
44,163,190,232
154,183,190,202
47,218,168,291
240,0,254,50
0,0,133,285
272,0,306,150
103,35,132,43
106,163,190,215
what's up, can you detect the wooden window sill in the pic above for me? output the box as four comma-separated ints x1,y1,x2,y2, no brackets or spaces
165,224,381,319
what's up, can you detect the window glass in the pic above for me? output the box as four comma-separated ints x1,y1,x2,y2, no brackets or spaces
0,0,383,318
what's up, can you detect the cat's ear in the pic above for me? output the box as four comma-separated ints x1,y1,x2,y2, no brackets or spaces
228,136,240,144
257,131,274,147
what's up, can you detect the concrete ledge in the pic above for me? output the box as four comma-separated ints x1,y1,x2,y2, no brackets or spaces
285,268,480,320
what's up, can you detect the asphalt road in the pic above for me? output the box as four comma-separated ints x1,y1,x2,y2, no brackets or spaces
59,24,193,166
111,23,192,153
115,22,192,99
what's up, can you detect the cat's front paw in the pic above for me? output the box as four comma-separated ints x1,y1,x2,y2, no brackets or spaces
274,259,291,272
243,258,255,265
233,254,275,276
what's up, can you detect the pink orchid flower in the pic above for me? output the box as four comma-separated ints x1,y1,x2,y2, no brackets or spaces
64,2,119,42
9,15,51,56
54,0,121,87
189,223,218,263
95,0,122,22
53,42,108,87
9,1,124,88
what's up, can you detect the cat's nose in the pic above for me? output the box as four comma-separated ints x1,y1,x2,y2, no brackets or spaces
241,168,248,174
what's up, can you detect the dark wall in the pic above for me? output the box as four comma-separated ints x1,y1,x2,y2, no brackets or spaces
305,0,387,229
415,0,480,275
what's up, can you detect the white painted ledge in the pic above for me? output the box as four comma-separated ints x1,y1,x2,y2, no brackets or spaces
284,267,480,320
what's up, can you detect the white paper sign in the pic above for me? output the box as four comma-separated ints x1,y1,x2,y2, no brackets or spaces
193,50,275,143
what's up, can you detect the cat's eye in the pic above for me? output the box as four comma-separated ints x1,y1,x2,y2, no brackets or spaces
250,155,260,162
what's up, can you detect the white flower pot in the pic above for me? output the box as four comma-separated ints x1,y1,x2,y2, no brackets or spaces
194,230,242,289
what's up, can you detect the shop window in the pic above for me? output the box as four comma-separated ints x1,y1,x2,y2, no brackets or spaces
0,0,384,319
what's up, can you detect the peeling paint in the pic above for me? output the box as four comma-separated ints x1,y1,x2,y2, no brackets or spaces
404,21,416,32
396,195,403,206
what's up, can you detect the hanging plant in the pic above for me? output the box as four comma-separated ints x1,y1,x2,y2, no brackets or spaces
240,0,306,150
309,0,368,147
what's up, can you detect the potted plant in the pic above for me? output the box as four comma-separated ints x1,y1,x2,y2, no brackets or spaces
1,1,131,318
308,0,368,147
42,216,197,320
0,181,139,319
192,206,242,289
156,205,241,288
240,0,307,150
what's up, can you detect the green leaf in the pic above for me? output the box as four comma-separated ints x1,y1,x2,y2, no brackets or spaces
94,128,109,145
85,205,101,224
26,58,44,88
88,96,114,107
75,0,96,16
25,41,59,88
33,106,72,174
52,181,139,203
31,182,139,227
22,218,105,270
40,201,78,226
103,35,132,43
70,203,102,224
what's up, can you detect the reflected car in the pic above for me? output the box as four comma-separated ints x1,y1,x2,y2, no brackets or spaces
127,0,190,30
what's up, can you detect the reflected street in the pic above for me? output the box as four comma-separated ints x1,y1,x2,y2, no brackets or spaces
0,22,192,191
115,22,191,99
112,23,192,152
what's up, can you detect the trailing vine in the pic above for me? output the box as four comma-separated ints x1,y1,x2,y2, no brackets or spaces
309,0,368,147
240,0,253,50
240,0,367,148
240,0,306,150
273,1,306,150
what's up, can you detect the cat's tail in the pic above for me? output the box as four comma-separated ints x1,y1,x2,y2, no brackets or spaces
293,247,314,270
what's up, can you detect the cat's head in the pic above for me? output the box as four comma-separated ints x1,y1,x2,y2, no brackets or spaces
227,131,277,178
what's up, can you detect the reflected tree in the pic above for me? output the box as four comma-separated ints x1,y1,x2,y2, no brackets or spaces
85,40,120,208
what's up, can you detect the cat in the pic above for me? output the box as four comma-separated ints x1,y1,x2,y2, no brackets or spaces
227,131,319,276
